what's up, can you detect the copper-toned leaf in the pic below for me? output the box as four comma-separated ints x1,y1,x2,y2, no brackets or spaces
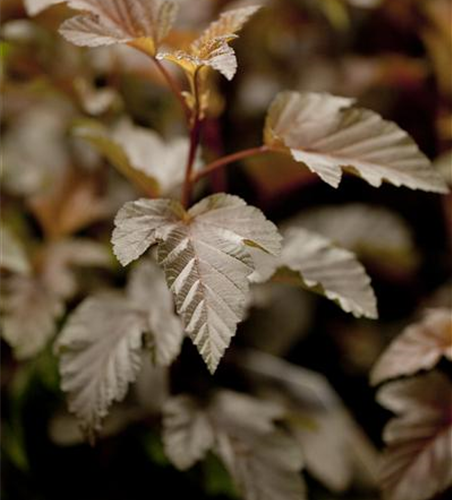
264,92,448,193
377,372,452,500
159,6,260,80
276,228,378,319
60,0,178,56
112,194,281,373
371,309,452,385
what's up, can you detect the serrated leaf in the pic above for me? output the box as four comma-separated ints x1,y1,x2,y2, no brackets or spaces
276,228,377,319
264,91,448,193
1,276,63,359
112,193,281,373
56,294,147,437
371,309,452,385
163,395,215,470
0,225,31,275
59,0,178,56
57,258,183,435
159,6,260,80
377,372,452,500
127,259,184,366
24,0,63,16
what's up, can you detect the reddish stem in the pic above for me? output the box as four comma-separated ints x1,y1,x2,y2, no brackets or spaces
191,145,270,184
153,58,190,121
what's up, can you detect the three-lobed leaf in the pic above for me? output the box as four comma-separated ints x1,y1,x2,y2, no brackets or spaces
264,91,448,193
112,193,281,373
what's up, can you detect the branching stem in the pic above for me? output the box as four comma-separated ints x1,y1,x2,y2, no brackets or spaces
191,145,270,184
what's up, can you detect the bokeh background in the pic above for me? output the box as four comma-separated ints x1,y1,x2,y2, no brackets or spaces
1,0,451,499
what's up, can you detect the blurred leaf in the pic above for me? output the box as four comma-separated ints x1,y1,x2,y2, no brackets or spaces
0,224,31,275
290,204,418,273
163,395,215,470
73,120,160,197
371,308,452,385
1,276,64,360
264,91,448,193
377,371,452,500
237,350,379,492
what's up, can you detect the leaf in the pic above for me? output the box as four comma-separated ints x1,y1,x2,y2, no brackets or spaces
113,194,281,373
112,120,202,196
215,431,307,500
276,228,378,319
289,203,417,271
237,349,379,492
159,6,261,80
127,259,184,366
1,276,63,359
74,120,200,197
2,99,71,197
73,121,160,197
0,225,31,275
163,389,304,499
40,239,112,299
163,395,215,470
56,294,147,437
59,0,178,56
264,91,448,193
371,309,452,385
209,391,306,500
377,371,452,500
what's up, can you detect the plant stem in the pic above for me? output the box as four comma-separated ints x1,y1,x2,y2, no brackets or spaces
191,145,270,183
153,57,190,120
181,71,202,207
